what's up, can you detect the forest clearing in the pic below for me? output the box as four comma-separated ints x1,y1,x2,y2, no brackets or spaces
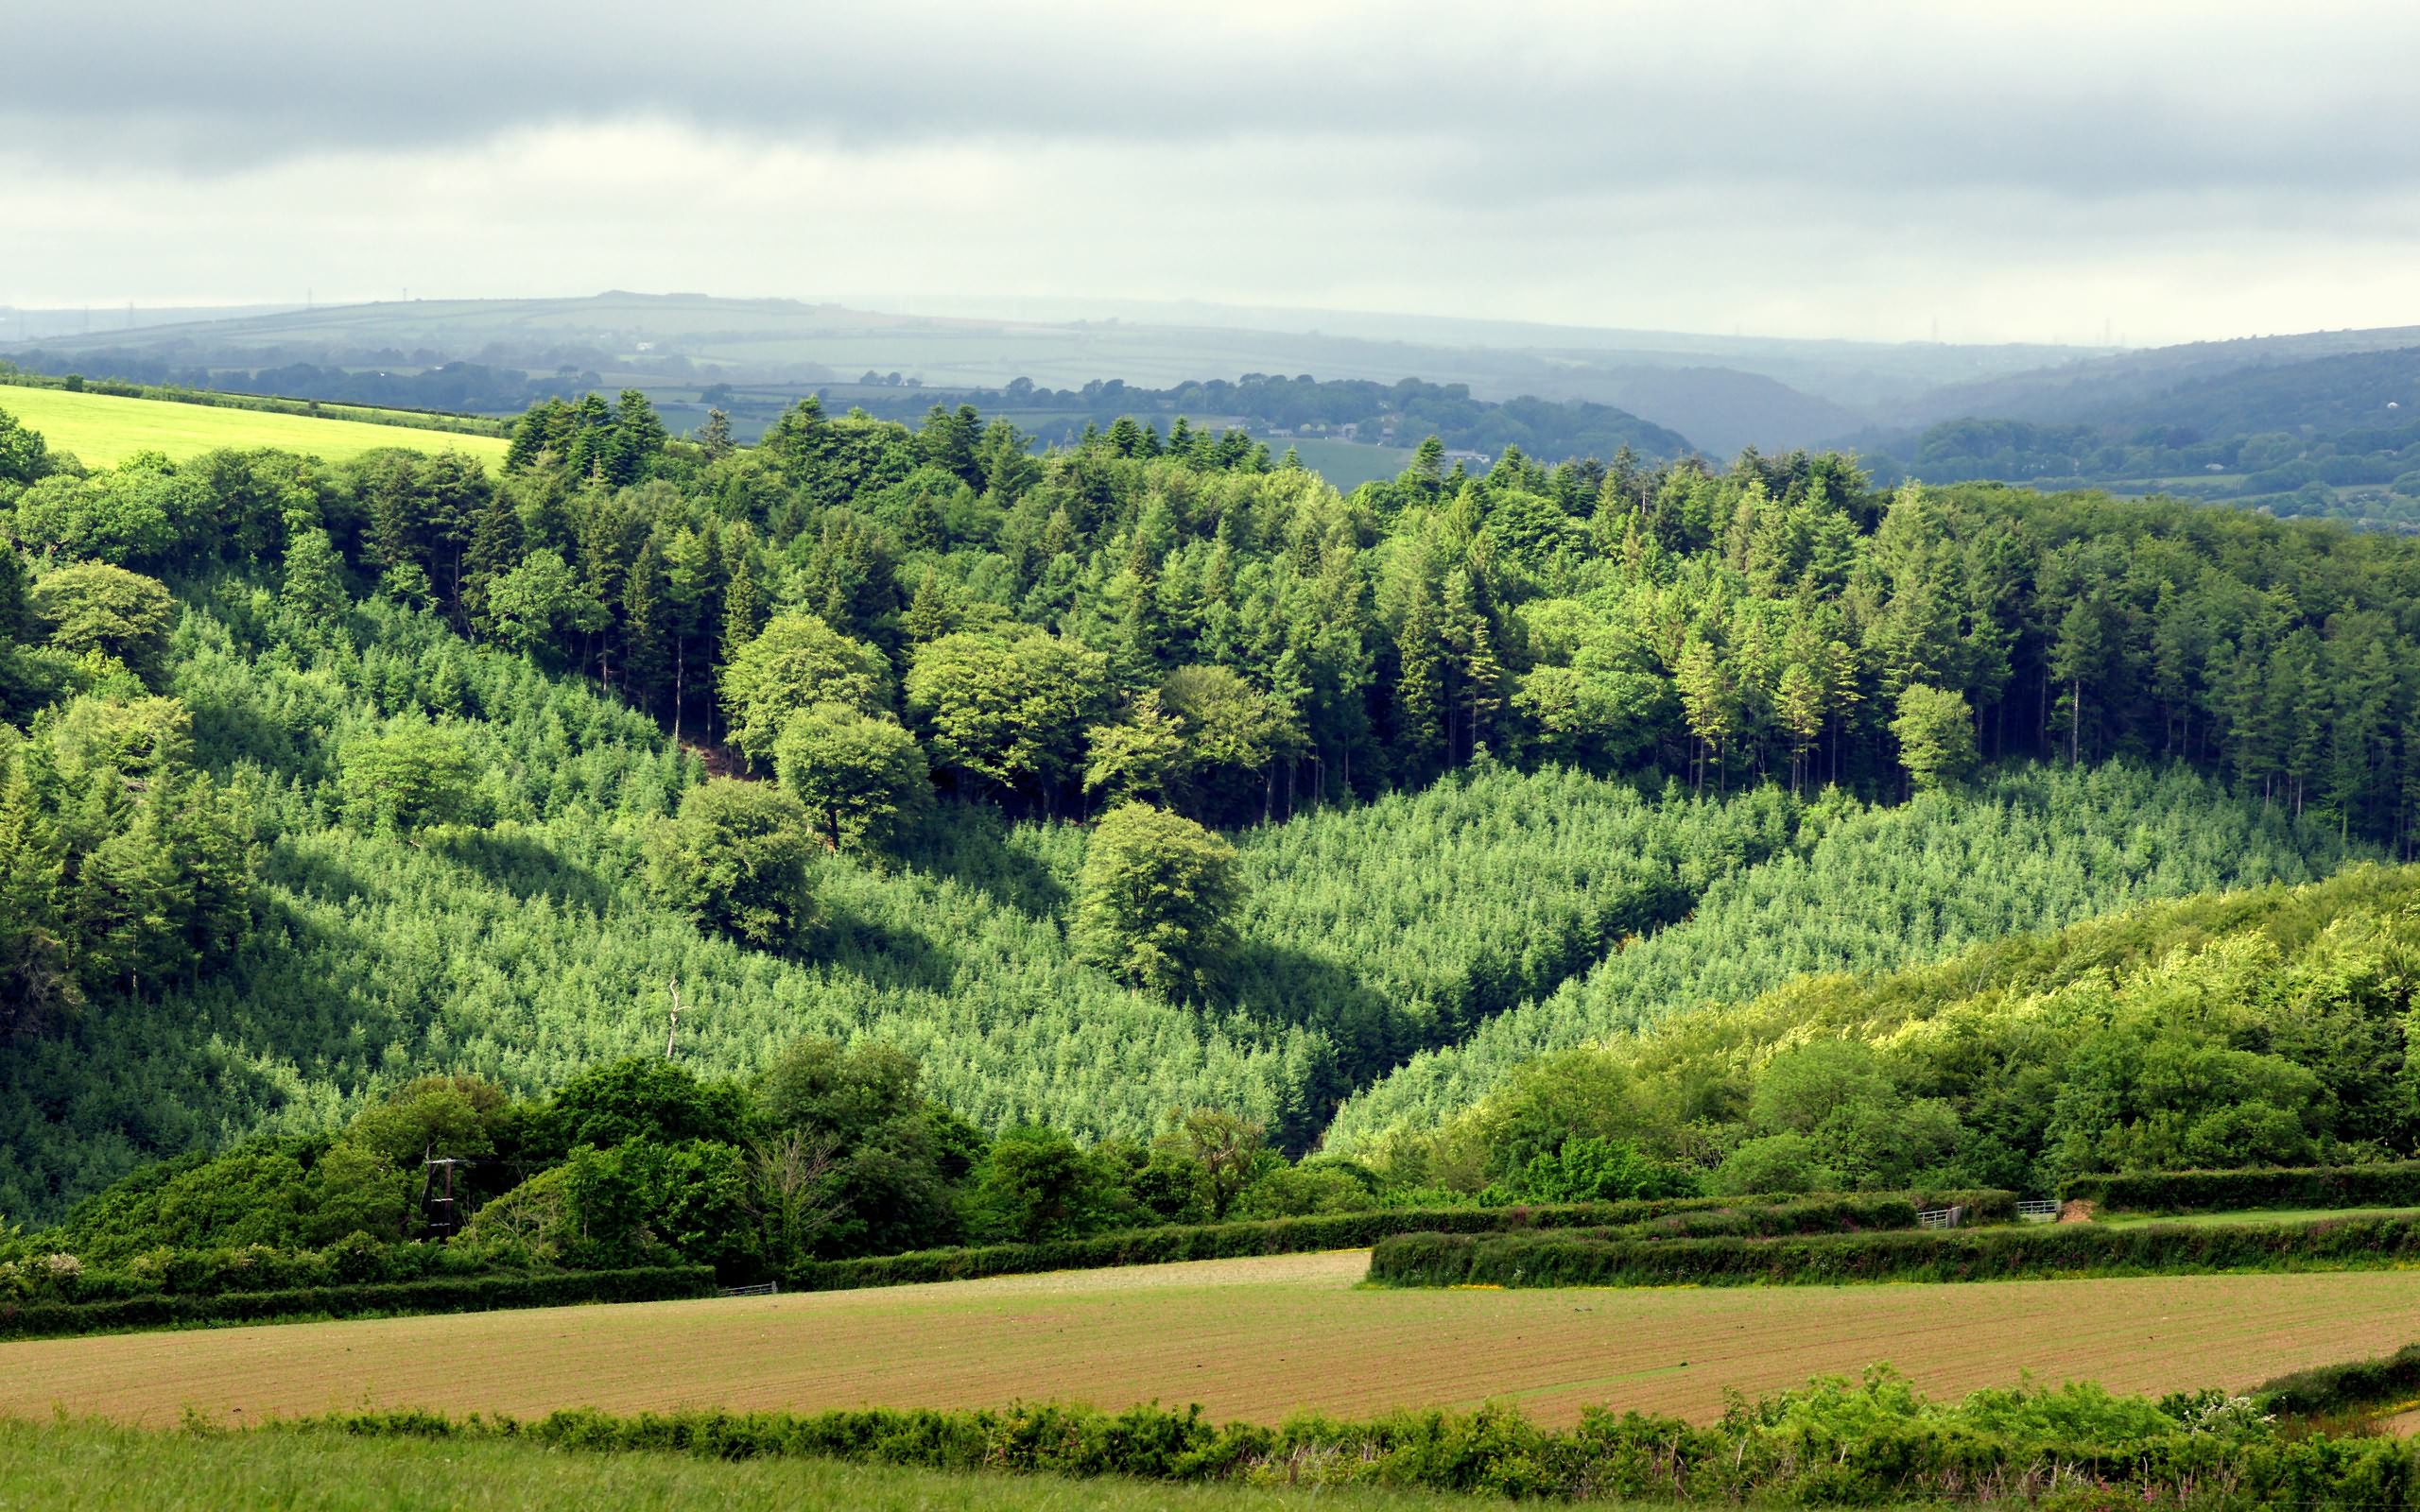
13,1250,2420,1431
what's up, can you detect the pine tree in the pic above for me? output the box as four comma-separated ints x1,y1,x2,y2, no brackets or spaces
699,407,735,461
905,566,956,644
1393,585,1446,781
0,761,75,1034
460,490,526,638
279,525,349,631
620,536,673,710
719,531,768,680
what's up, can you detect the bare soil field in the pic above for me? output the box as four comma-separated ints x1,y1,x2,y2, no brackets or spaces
8,1250,2420,1429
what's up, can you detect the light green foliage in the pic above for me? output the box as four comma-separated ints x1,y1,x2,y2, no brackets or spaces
648,778,819,949
967,1125,1134,1243
1891,683,1978,790
0,396,2410,1230
27,560,176,682
483,549,606,656
718,611,890,764
1074,802,1240,1001
770,703,929,852
338,724,481,833
1328,765,2358,1156
13,455,203,564
0,404,50,486
1082,689,1187,806
1397,863,2420,1197
906,627,1109,803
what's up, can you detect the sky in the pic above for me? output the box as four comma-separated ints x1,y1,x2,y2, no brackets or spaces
5,0,2417,347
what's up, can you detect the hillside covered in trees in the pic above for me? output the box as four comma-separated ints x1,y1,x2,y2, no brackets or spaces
1,383,2416,1221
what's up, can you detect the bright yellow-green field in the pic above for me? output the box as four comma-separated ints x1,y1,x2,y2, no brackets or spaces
0,385,509,468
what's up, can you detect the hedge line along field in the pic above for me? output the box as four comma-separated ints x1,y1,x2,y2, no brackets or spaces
13,1251,2420,1431
0,384,510,466
0,1418,1495,1512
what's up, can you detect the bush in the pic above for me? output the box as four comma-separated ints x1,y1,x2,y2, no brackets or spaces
0,1265,716,1340
781,1191,2004,1292
2257,1341,2420,1419
1370,1211,2420,1289
276,1380,2420,1507
2062,1160,2420,1214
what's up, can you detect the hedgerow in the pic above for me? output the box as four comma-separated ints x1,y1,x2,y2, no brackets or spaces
273,1374,2420,1506
1368,1212,2420,1289
778,1191,2003,1292
0,1265,715,1340
2064,1161,2420,1214
2257,1342,2420,1419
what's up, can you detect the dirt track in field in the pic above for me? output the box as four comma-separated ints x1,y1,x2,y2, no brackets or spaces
8,1251,2420,1429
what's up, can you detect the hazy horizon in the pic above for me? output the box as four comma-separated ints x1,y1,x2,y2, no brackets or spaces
7,2,2418,350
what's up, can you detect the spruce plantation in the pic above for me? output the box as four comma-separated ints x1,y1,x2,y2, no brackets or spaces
16,351,2420,1498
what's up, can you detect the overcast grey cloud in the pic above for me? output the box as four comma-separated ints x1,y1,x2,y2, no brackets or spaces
5,0,2416,343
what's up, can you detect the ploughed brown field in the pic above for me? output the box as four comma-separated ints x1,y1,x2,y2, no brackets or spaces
9,1251,2420,1429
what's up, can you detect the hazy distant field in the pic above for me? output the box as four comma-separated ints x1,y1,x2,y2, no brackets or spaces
0,386,510,467
12,1251,2420,1429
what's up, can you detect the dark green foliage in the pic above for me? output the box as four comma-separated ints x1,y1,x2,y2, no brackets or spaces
1371,1211,2420,1288
2065,1160,2420,1213
270,1380,2420,1507
2257,1340,2420,1419
777,1193,1934,1293
0,1266,714,1341
543,1057,750,1154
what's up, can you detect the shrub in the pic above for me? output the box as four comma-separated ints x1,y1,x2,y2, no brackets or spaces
2062,1160,2420,1214
270,1378,2420,1507
0,1265,716,1340
781,1191,2004,1293
1371,1211,2420,1289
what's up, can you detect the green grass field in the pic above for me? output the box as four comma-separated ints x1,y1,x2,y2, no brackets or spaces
2097,1207,2420,1228
0,1418,1515,1512
0,385,510,468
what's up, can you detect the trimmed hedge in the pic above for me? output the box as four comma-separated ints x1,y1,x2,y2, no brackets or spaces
279,1393,2420,1506
0,1266,717,1340
1370,1213,2420,1289
2258,1342,2420,1418
2064,1161,2420,1214
780,1190,2014,1292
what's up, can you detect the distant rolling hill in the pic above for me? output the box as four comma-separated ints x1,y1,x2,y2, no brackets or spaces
4,292,2102,458
1888,326,2420,432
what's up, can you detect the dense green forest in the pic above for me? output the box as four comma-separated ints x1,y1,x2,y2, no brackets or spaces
1370,864,2420,1200
1883,412,2420,518
3,380,2418,1224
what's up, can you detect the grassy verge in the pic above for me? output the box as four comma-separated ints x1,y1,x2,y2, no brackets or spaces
0,1418,1502,1512
2098,1207,2420,1229
34,1381,2412,1508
